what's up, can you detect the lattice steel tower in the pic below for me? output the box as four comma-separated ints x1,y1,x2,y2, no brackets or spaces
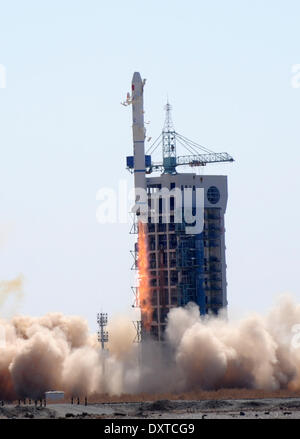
162,102,177,174
97,313,108,350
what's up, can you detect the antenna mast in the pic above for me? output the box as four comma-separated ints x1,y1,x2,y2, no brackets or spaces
97,313,108,350
162,101,177,174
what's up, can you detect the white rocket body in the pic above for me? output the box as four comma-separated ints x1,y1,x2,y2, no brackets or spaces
131,72,147,220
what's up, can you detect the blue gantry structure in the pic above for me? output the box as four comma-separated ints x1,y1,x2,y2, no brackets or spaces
127,96,233,341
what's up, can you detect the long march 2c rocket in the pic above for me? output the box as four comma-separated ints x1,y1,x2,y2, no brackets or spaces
131,72,147,220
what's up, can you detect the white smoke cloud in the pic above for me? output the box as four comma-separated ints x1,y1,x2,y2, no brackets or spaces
1,296,300,400
166,296,300,392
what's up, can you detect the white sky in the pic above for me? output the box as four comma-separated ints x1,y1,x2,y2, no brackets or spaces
0,0,300,332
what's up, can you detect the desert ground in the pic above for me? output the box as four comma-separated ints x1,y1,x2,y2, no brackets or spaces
1,389,300,419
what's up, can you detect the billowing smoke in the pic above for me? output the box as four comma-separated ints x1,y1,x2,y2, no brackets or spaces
165,297,300,392
1,296,300,400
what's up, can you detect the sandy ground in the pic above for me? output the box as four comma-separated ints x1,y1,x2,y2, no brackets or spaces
1,396,300,419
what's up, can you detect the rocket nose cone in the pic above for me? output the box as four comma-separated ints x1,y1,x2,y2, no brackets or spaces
132,72,142,84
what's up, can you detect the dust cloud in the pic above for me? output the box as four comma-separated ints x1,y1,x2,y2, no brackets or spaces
1,296,300,400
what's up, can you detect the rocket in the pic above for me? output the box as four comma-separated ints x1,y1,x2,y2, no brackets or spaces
131,72,147,220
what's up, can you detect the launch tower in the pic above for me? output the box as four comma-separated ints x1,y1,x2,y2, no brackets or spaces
125,72,234,342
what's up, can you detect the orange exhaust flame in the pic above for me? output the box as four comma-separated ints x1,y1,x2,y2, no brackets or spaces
137,221,152,331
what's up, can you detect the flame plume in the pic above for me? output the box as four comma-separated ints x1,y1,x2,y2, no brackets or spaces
137,221,152,331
